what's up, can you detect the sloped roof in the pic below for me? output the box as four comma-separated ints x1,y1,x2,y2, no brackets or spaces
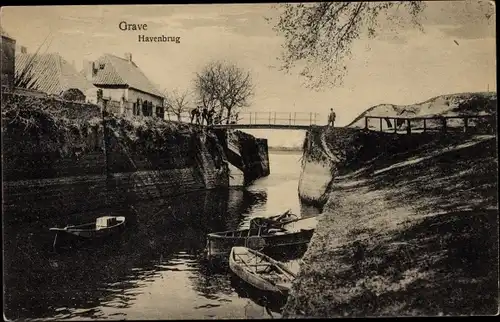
1,26,15,40
88,54,163,98
15,52,97,96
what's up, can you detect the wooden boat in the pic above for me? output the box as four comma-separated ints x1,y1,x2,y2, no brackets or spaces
229,246,296,294
49,216,126,249
205,216,317,259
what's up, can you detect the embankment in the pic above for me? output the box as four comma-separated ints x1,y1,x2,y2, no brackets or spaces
2,93,268,224
286,125,498,316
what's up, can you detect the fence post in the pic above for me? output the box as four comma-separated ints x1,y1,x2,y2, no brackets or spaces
379,118,383,132
365,117,369,129
442,117,447,133
250,112,252,124
406,119,411,134
294,112,297,125
393,118,397,133
274,112,277,125
310,112,312,125
423,119,427,133
269,112,271,124
289,112,292,125
463,117,469,133
488,115,495,134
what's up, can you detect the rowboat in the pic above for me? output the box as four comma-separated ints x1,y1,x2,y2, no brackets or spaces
205,216,317,259
49,216,126,249
229,246,296,294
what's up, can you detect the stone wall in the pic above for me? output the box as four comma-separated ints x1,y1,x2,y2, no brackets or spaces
2,94,230,224
227,130,270,185
3,94,271,224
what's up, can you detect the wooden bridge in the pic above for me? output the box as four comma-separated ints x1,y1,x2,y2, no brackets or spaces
364,114,496,134
166,111,324,130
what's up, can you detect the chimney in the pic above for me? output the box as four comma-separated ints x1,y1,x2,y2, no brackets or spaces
92,62,98,76
83,60,98,80
124,53,132,62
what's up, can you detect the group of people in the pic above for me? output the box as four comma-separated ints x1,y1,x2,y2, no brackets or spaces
190,106,240,125
190,106,217,125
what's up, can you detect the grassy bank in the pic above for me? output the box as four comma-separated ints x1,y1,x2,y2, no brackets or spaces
2,93,202,160
285,132,498,317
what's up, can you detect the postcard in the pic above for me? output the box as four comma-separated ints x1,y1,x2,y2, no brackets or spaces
1,2,497,320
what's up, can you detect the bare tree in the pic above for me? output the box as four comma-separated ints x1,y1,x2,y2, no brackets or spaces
269,1,428,89
194,61,254,124
163,89,191,122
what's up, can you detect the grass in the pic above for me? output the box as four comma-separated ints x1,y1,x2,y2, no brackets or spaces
284,132,498,317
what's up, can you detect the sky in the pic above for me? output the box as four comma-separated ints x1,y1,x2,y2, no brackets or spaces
1,1,496,147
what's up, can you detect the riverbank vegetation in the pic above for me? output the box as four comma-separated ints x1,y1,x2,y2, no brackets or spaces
285,129,498,316
2,93,201,159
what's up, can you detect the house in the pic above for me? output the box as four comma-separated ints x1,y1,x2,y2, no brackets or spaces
82,53,165,118
1,26,16,92
15,47,98,103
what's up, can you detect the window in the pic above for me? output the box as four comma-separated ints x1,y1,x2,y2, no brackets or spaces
142,100,148,116
156,106,164,118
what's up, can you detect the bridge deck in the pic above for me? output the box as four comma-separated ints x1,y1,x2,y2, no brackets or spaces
210,124,314,130
166,111,325,129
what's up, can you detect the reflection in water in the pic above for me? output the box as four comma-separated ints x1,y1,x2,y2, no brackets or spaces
4,151,319,320
229,274,288,315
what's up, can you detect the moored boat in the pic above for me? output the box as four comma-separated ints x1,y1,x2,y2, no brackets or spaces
49,216,126,249
205,216,317,259
229,246,296,294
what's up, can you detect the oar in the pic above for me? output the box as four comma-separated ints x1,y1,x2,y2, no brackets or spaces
274,209,291,221
280,215,318,228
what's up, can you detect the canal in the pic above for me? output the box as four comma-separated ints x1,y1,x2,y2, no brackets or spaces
3,150,320,320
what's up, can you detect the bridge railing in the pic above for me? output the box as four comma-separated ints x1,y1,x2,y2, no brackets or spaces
364,115,496,135
237,112,320,126
165,110,323,126
165,111,191,123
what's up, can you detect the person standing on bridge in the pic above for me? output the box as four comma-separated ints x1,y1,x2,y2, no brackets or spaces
328,108,336,127
190,107,199,124
207,107,215,125
196,106,203,125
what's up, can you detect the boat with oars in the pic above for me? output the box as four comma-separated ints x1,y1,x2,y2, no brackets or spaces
229,245,296,295
205,213,318,259
49,216,126,249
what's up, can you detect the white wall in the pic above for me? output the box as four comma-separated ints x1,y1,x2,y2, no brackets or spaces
101,87,127,102
97,87,164,117
127,88,163,107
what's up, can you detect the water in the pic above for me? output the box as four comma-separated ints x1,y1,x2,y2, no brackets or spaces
3,151,320,320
